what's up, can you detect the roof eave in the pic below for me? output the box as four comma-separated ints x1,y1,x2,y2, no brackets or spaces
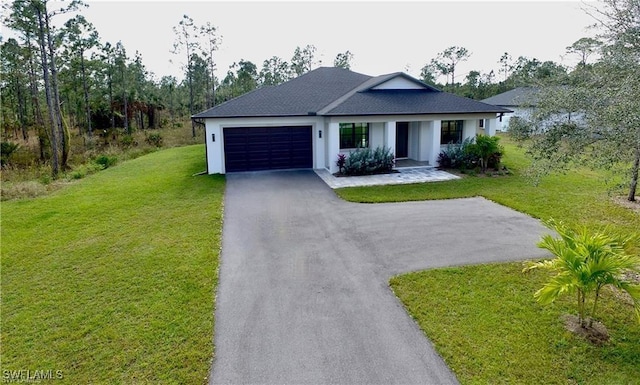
190,112,320,119
324,109,512,117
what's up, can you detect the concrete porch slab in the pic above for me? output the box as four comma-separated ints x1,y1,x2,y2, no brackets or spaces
314,167,460,189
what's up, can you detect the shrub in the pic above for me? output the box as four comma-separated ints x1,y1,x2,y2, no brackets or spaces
341,146,394,176
95,155,118,169
68,163,103,180
466,134,502,173
336,153,346,173
437,137,476,170
438,136,502,173
1,141,20,167
145,132,163,147
120,134,137,147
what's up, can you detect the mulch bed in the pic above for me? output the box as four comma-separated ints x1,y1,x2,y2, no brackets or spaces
562,314,610,346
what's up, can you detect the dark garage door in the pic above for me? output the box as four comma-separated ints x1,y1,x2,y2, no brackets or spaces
224,126,313,172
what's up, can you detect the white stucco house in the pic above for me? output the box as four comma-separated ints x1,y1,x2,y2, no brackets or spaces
481,87,538,132
193,67,510,174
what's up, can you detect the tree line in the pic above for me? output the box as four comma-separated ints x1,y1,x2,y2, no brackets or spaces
0,1,360,177
5,0,630,186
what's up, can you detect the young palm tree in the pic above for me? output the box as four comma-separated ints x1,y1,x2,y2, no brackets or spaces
525,220,640,328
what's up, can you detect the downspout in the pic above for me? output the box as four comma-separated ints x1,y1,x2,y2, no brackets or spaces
192,117,208,174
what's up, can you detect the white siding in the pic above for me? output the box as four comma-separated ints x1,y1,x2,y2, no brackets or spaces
371,77,424,90
369,122,385,149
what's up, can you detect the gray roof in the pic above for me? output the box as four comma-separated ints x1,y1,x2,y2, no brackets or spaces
481,87,539,107
325,90,507,116
194,67,510,119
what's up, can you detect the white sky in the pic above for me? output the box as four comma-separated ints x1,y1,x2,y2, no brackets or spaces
8,0,600,83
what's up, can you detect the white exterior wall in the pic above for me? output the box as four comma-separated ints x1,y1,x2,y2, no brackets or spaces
327,122,340,173
205,113,500,174
369,122,385,149
426,120,441,166
408,121,420,160
324,121,330,169
462,119,476,141
501,107,533,131
485,117,497,136
205,120,224,174
384,121,396,156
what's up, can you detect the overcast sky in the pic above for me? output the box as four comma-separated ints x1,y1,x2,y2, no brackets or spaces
34,1,601,82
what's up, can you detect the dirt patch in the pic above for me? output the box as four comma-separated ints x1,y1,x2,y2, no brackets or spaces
612,196,640,213
562,314,610,346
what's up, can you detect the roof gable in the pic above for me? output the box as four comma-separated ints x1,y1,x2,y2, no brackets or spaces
367,73,439,91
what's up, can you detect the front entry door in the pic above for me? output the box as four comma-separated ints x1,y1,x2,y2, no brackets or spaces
396,122,409,158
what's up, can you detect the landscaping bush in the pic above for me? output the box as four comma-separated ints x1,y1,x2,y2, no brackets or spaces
437,137,476,170
467,134,503,172
94,155,118,169
437,135,502,173
341,146,394,176
336,153,346,174
145,132,163,147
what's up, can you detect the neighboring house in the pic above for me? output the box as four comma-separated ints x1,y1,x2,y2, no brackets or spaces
481,87,538,132
194,67,510,174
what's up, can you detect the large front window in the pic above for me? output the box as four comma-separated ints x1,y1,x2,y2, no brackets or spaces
440,120,463,144
340,123,369,149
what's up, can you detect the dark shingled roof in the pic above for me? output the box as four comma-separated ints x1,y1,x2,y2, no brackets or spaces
481,87,539,107
324,90,507,116
192,67,371,118
193,67,510,118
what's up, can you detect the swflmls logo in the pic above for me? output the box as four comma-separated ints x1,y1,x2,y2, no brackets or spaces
2,369,63,382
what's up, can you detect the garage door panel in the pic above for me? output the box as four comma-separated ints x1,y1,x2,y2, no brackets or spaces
224,126,312,172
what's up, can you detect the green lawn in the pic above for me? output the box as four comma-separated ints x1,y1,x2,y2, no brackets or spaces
338,136,640,384
337,137,638,234
1,145,224,384
390,263,640,384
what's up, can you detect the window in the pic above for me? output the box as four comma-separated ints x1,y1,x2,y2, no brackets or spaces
440,120,463,145
478,119,484,128
340,123,369,149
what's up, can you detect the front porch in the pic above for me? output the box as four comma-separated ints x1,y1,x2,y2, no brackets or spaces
314,167,460,189
394,159,430,168
324,116,499,174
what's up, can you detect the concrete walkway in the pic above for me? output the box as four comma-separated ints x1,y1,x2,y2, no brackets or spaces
211,170,550,384
315,167,459,188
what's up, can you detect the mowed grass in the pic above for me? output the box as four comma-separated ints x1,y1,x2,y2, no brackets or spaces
337,136,640,384
336,136,638,234
390,263,640,384
1,145,224,383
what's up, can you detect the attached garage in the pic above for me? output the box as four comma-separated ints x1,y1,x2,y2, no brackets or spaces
223,126,313,172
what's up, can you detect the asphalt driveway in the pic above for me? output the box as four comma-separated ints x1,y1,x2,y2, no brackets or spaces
211,170,550,384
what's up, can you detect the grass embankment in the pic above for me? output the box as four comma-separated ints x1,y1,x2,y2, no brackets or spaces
1,145,224,383
338,136,640,384
1,122,204,201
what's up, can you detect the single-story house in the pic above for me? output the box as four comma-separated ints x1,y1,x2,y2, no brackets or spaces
481,87,538,132
193,67,511,174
